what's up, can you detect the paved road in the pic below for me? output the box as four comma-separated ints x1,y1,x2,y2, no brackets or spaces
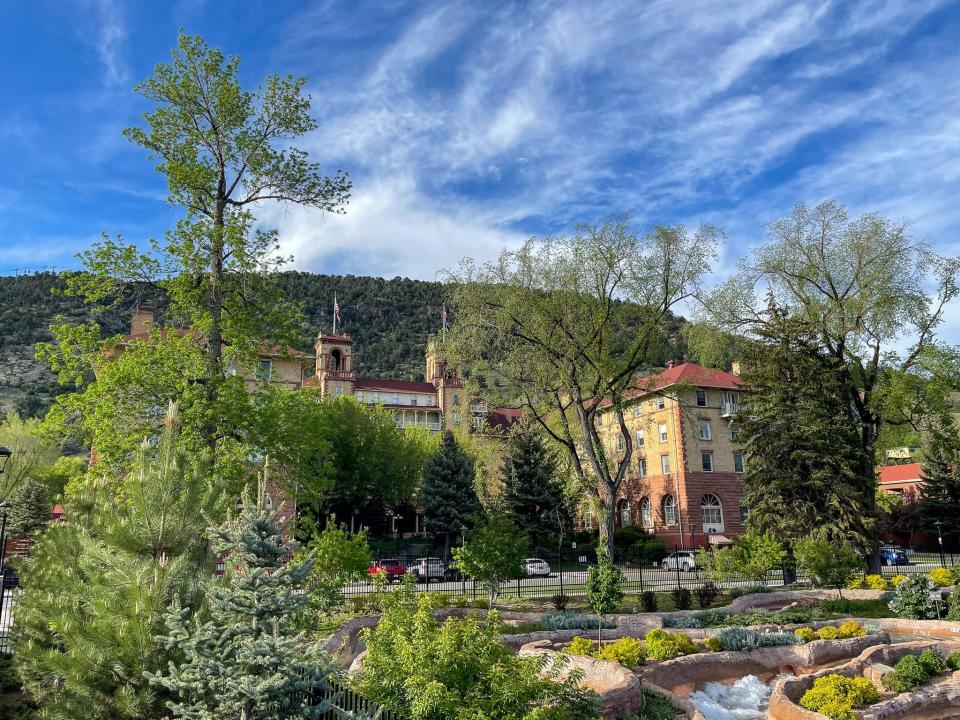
347,557,956,598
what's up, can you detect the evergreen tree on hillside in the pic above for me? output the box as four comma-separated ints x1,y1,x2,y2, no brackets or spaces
149,480,335,720
7,479,50,538
739,309,874,551
501,432,569,538
14,403,223,720
918,419,960,547
419,431,482,556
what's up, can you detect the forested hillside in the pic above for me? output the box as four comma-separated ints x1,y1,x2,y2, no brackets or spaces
0,271,690,417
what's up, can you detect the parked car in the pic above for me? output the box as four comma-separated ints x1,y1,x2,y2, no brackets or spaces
880,545,909,566
408,557,447,581
661,551,697,572
367,558,409,582
523,558,551,577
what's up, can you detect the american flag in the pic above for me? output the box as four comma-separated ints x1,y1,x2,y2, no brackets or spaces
442,305,450,330
333,293,341,332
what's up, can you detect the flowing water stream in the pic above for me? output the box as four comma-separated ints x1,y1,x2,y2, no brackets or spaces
688,675,781,720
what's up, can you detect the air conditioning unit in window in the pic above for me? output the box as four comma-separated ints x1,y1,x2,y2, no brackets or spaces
704,525,722,534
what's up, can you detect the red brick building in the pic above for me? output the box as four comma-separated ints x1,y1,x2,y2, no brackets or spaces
584,362,746,549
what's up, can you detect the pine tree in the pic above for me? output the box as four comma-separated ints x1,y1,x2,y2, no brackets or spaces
419,431,481,556
501,432,570,538
739,310,875,551
6,478,50,538
919,419,960,547
14,403,223,720
149,479,336,720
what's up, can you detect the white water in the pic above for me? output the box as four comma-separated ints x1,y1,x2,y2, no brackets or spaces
688,675,776,720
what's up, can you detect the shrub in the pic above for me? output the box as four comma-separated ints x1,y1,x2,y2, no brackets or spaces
927,568,954,588
757,632,802,647
714,627,760,651
846,576,865,590
662,615,702,629
551,593,570,611
947,589,960,621
883,655,929,693
890,574,908,587
865,574,889,590
640,591,657,613
542,612,614,631
795,627,817,643
946,651,960,671
917,649,944,676
565,636,595,656
594,637,646,668
433,593,452,607
888,575,938,619
836,621,867,639
644,629,698,661
817,626,840,640
695,582,721,609
703,636,722,652
800,674,880,720
671,587,692,610
453,595,469,608
471,598,490,609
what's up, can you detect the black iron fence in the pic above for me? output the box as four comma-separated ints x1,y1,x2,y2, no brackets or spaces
351,545,959,603
314,680,405,720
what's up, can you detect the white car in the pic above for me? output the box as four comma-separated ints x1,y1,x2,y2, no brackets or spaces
408,557,447,580
524,558,551,577
661,551,697,572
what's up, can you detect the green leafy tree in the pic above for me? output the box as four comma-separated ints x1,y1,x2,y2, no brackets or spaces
299,518,372,620
501,432,570,538
149,481,335,720
453,511,528,608
14,403,224,720
738,311,876,553
698,531,787,584
918,418,960,548
794,537,862,598
586,552,624,645
36,455,87,499
356,595,598,720
419,431,482,556
445,218,719,558
40,32,349,467
7,479,51,539
0,413,59,500
692,201,960,571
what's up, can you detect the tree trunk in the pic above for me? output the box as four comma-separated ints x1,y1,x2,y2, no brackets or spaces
600,490,616,559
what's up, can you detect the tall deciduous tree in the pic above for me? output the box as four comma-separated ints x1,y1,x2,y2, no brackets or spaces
14,403,224,720
501,431,569,538
691,201,959,571
149,482,335,720
419,431,482,555
43,32,350,461
0,413,59,501
738,310,875,551
445,218,718,557
918,419,960,548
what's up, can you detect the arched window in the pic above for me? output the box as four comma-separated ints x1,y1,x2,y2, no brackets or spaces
584,505,594,531
330,348,342,371
453,394,460,406
701,493,724,530
640,497,653,528
618,500,631,527
662,495,678,526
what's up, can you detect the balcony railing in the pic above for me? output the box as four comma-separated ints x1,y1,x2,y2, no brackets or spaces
396,419,442,431
721,402,738,417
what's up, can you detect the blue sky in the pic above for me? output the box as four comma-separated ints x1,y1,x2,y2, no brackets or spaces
2,1,959,337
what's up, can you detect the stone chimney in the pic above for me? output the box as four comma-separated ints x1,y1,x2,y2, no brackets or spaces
731,360,742,376
131,307,155,336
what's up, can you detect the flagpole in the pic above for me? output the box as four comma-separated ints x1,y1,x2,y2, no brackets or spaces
333,293,337,335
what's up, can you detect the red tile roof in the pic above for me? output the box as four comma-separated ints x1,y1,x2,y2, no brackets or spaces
486,407,523,430
633,363,742,393
879,462,924,484
354,377,439,394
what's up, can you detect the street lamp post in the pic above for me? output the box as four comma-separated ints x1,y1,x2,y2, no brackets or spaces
934,521,945,567
460,525,468,597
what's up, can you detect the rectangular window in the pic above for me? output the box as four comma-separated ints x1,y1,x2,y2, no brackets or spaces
701,452,713,472
259,359,272,380
636,429,644,447
730,423,739,442
660,454,671,474
615,435,624,452
411,395,418,406
739,500,749,522
696,389,707,406
391,393,399,405
733,452,744,474
355,391,364,402
584,507,593,530
656,396,665,410
638,458,647,477
658,423,668,443
633,405,643,417
597,413,604,426
698,419,711,441
453,412,461,424
335,386,343,397
702,505,722,526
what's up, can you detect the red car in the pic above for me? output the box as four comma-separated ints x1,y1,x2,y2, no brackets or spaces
368,558,409,583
